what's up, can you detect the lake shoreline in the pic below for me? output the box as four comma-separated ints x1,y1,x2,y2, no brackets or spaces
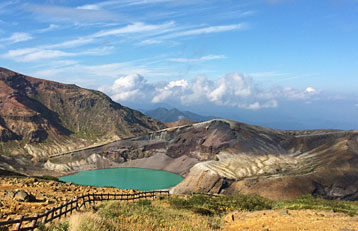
59,167,184,191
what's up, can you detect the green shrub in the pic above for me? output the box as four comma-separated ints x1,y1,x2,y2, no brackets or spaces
138,199,152,207
169,193,273,216
37,175,61,182
37,221,69,231
281,194,358,216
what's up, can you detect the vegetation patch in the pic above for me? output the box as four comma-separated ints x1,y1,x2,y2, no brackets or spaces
36,194,358,231
169,194,273,216
277,195,358,217
36,175,62,182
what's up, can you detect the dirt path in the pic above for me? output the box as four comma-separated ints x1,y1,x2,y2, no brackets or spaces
223,209,358,231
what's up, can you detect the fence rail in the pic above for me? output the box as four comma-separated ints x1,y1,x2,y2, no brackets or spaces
0,190,169,231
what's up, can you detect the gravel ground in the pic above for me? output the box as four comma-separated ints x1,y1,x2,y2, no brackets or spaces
223,209,358,231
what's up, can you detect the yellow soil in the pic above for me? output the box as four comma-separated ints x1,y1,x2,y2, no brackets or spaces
0,177,131,221
223,209,358,231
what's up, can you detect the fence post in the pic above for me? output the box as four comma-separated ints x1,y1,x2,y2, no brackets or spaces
42,210,49,223
31,213,39,231
82,194,85,208
107,193,109,200
64,201,68,217
49,207,54,221
13,215,24,231
70,199,73,215
92,193,95,205
86,194,90,206
75,197,79,211
58,204,63,220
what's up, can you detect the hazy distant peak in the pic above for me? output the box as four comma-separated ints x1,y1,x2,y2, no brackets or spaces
145,107,217,122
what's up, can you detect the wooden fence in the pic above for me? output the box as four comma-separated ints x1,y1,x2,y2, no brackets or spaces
0,190,169,231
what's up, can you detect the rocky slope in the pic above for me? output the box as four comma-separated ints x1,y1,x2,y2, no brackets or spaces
43,119,358,200
0,177,131,222
0,67,165,172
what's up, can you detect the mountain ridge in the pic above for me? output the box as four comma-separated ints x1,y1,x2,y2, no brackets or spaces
43,118,358,200
0,67,165,160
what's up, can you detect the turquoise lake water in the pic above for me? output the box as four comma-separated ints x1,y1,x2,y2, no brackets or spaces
59,168,184,191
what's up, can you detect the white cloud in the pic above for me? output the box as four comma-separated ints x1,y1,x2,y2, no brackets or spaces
37,24,59,33
138,39,163,45
160,24,248,39
76,4,101,10
257,86,321,101
152,79,189,103
123,0,173,6
0,1,17,13
305,87,318,94
2,48,72,62
99,73,153,101
1,32,32,44
2,46,113,62
24,4,119,22
207,73,253,105
100,72,311,110
168,55,226,63
93,21,175,38
77,0,176,10
46,37,94,49
32,61,173,88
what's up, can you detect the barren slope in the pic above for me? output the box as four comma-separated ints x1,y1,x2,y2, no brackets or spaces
0,67,165,173
43,119,358,200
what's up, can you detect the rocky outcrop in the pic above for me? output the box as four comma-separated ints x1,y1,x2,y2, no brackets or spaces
0,67,165,159
5,190,36,202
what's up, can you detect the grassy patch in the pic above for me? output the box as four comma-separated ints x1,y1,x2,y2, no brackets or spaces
276,195,358,216
36,175,62,182
38,193,358,231
169,194,273,216
42,199,222,231
37,221,69,231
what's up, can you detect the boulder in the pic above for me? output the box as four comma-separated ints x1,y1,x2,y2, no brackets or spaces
5,190,16,199
5,190,36,202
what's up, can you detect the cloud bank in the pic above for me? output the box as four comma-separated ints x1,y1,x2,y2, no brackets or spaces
99,72,319,110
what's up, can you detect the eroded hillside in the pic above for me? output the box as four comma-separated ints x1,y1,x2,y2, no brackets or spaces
43,119,358,200
0,67,165,173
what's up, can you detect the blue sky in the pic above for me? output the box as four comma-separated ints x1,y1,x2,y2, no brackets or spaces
0,0,358,129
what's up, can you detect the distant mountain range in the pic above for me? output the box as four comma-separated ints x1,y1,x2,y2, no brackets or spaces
145,107,217,122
